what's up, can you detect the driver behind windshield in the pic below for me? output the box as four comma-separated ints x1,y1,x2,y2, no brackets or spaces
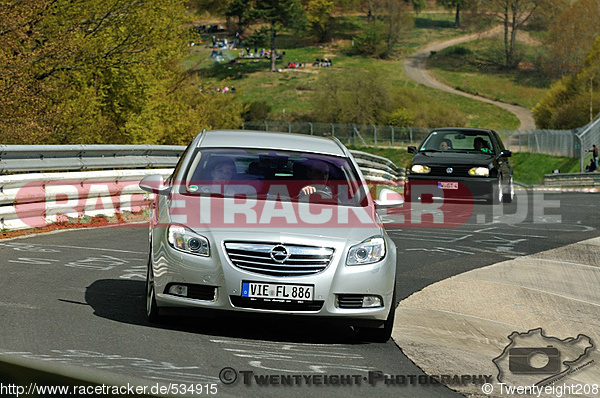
473,137,493,154
300,159,332,196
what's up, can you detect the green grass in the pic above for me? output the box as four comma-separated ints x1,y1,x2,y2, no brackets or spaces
187,12,543,130
427,38,552,109
510,153,580,185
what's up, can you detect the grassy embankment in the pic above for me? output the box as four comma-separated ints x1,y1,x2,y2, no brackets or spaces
426,36,552,109
192,13,581,185
187,12,520,129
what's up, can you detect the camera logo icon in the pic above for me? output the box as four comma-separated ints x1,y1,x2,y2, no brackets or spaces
508,346,561,374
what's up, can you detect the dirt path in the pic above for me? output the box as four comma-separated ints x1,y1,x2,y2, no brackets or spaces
404,27,536,130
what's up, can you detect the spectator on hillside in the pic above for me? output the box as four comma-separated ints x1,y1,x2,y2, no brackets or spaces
585,158,597,173
585,144,598,171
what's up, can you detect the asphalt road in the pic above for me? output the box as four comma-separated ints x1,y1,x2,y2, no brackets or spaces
0,192,598,397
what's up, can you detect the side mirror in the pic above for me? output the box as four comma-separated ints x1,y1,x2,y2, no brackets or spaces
498,150,512,158
407,146,417,154
375,188,404,207
139,174,170,195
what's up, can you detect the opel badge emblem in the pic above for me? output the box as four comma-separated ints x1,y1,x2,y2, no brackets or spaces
270,245,290,263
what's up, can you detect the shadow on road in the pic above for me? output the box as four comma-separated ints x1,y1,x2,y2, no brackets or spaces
85,279,364,345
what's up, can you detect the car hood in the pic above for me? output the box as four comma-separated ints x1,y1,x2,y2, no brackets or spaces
411,152,494,167
169,195,384,246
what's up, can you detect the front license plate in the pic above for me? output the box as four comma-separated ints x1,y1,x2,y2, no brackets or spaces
242,282,314,301
438,182,458,189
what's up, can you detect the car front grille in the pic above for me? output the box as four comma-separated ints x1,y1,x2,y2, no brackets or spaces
224,242,334,277
428,165,473,177
337,294,364,309
230,296,324,311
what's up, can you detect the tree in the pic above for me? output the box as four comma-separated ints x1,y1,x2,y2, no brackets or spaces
226,0,253,34
380,0,412,56
540,0,600,77
533,37,600,129
188,0,232,17
312,69,395,124
252,0,307,72
306,0,335,42
0,0,245,144
437,0,468,27
483,0,543,68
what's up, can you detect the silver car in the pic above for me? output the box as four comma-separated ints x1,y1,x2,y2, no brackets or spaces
140,130,397,342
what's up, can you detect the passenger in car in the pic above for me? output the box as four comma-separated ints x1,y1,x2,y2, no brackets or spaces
196,157,255,196
439,139,452,150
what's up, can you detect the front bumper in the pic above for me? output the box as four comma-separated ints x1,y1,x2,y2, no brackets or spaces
150,235,396,324
406,176,497,201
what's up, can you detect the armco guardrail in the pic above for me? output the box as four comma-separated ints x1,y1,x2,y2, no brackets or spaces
0,145,185,173
0,145,404,231
0,169,173,231
544,172,600,188
0,144,404,180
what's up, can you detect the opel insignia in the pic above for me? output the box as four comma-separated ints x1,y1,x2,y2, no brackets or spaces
139,130,398,342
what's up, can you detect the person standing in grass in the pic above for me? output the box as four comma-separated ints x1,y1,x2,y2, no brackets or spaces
586,144,598,171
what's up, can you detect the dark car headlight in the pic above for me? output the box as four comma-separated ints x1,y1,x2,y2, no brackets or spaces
411,165,431,174
167,224,210,256
347,237,386,265
468,167,490,177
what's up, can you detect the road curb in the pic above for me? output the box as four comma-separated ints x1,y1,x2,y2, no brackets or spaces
391,236,600,396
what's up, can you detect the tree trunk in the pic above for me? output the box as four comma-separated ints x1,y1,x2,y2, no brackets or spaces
455,4,460,28
270,25,276,72
503,5,510,68
509,3,518,67
387,0,395,53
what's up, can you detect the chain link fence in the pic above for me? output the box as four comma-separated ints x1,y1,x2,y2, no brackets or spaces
575,114,600,171
243,121,584,158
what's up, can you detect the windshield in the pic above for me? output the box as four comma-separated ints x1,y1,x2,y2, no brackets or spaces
420,131,495,154
181,148,369,206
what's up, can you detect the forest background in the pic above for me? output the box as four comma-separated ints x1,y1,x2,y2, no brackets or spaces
1,0,599,146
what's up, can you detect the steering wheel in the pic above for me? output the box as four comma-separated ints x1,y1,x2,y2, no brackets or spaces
297,188,334,200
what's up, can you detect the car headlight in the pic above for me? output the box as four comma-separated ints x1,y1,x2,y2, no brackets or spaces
468,167,490,177
347,237,386,266
411,165,431,174
167,224,210,256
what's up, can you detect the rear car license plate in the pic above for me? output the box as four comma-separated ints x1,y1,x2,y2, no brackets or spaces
438,182,458,189
242,282,314,301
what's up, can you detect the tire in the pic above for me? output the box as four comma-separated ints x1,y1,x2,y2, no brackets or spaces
503,176,514,203
487,178,503,205
355,288,396,343
146,259,163,324
403,183,411,202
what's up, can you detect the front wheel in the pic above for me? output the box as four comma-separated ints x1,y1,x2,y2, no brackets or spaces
355,288,396,343
403,183,411,202
146,261,163,324
487,178,503,205
503,176,514,203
